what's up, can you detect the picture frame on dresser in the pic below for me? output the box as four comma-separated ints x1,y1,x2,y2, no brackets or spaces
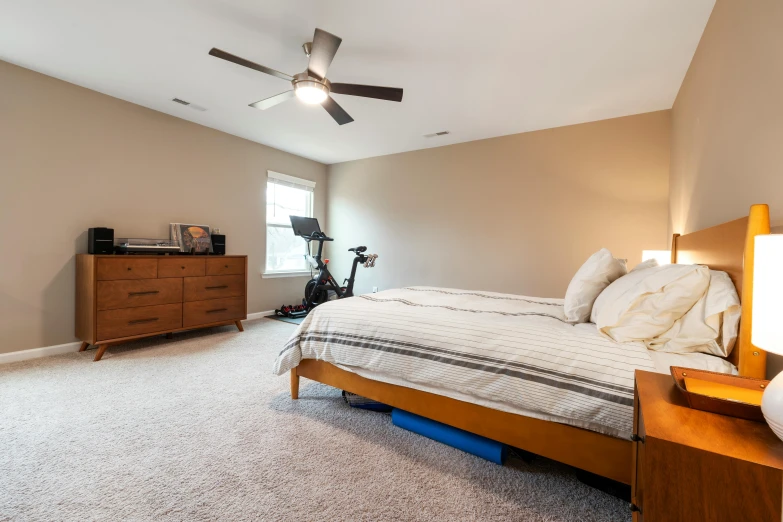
170,223,212,253
75,254,248,361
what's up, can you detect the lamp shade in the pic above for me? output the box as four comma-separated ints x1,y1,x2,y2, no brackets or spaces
752,235,783,355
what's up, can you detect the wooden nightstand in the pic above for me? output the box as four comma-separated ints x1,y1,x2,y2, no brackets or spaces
632,370,783,521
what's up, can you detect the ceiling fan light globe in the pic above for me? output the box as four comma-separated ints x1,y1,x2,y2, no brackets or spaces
294,82,328,104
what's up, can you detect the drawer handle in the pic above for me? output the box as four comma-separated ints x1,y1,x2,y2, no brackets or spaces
630,503,642,514
205,285,228,290
127,267,132,271
128,318,159,325
128,290,160,296
631,434,645,443
206,308,228,314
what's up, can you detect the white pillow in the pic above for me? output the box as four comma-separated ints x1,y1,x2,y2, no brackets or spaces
646,270,741,357
630,258,659,272
591,264,711,342
563,249,627,323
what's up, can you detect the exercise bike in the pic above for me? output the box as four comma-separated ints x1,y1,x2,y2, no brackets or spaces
276,216,377,318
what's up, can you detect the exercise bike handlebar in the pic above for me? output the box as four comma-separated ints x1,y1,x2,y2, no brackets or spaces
301,232,334,242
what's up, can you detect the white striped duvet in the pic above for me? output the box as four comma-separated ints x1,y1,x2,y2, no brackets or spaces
273,287,656,439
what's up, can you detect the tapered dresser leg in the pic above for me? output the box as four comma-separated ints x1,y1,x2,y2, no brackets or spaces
291,369,299,400
93,344,109,362
166,333,173,339
235,320,244,332
79,341,89,352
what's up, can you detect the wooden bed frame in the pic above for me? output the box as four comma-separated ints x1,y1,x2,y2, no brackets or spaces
289,204,771,485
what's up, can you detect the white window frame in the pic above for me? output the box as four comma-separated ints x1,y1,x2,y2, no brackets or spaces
262,171,316,278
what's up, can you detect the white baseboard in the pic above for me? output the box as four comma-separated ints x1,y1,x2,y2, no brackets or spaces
0,341,83,365
1,310,278,366
246,310,276,321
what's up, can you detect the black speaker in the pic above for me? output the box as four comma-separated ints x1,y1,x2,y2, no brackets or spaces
211,234,226,255
88,227,114,254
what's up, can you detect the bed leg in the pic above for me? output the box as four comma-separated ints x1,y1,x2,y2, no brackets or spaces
290,369,300,400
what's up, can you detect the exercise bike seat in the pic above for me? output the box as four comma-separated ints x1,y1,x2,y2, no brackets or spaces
349,246,367,253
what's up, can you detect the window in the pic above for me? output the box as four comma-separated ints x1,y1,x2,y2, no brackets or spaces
265,171,315,275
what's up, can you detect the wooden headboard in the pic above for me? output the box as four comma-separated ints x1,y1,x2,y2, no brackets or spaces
671,204,770,378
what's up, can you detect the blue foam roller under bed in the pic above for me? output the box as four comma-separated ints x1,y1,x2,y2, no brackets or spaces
391,409,507,464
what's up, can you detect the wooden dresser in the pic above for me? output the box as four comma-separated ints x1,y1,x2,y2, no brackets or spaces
632,370,783,521
76,254,247,361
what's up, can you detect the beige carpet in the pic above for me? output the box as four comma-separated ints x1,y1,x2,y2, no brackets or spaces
0,319,630,521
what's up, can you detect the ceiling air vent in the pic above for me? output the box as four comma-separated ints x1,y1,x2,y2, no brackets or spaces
171,98,207,112
424,131,450,138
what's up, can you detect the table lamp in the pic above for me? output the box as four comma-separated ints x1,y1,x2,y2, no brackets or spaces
754,235,783,440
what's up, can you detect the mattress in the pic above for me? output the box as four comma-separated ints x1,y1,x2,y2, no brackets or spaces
646,349,737,375
274,286,666,439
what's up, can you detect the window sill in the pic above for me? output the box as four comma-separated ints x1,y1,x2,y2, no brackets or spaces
262,270,312,279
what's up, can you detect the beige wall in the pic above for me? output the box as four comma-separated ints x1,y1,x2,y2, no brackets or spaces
0,60,326,354
669,0,783,377
327,111,671,298
669,0,783,236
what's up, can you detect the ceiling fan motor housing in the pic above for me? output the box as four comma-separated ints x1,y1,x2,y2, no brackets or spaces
292,72,330,103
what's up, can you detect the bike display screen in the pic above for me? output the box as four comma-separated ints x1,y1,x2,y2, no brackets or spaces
290,216,322,237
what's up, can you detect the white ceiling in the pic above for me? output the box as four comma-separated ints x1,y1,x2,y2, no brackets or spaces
0,0,714,164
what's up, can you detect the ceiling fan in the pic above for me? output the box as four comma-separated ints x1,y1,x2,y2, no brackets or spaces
209,28,403,125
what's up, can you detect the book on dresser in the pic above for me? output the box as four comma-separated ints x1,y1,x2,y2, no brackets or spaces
76,254,248,361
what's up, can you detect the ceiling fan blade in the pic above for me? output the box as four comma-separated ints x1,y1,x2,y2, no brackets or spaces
209,48,293,82
249,90,295,110
307,28,342,81
330,83,403,102
322,96,354,125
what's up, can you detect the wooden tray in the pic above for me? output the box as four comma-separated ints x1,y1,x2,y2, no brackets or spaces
670,366,768,422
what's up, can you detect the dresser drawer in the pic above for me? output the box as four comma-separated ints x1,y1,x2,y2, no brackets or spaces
183,275,244,302
97,303,182,341
97,279,182,311
158,257,205,278
97,258,158,280
206,257,245,276
183,297,245,327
